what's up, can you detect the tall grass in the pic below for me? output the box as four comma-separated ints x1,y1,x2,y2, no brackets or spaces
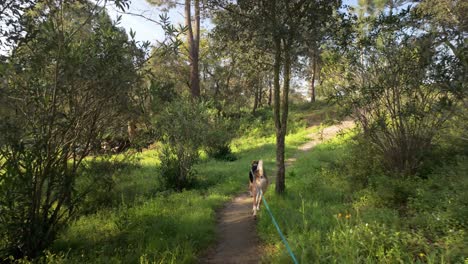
257,132,467,263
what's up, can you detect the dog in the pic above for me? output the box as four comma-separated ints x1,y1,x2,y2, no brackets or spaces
249,160,268,217
248,160,259,197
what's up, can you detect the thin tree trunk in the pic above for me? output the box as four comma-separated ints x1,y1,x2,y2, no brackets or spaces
273,35,284,194
268,79,272,106
276,39,291,194
310,55,316,102
185,0,200,97
127,120,137,143
193,0,200,96
253,81,259,114
258,78,264,108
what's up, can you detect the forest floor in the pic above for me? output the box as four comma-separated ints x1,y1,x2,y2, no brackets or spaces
200,120,354,264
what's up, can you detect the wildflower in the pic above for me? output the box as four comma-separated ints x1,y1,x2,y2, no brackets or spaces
346,214,351,219
419,253,425,257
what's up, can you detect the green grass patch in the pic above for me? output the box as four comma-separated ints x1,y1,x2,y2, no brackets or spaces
257,132,467,264
49,104,317,263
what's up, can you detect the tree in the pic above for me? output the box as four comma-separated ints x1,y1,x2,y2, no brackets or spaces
0,1,144,258
147,0,202,97
327,8,464,175
414,0,467,80
212,0,340,193
207,15,274,115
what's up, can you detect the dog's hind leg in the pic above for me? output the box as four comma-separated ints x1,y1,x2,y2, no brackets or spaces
252,192,257,216
255,189,261,211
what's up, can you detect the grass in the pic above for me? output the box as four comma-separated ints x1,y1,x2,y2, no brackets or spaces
257,132,468,263
49,104,316,263
32,101,466,263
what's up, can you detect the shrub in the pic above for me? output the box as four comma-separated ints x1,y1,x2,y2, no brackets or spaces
158,145,197,190
154,99,210,190
0,3,144,257
204,118,237,161
206,144,236,161
78,154,140,213
328,11,462,176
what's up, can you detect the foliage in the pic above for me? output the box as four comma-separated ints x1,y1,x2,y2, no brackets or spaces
208,16,273,114
78,154,141,214
158,144,198,190
1,0,466,262
0,1,145,259
326,8,463,175
39,104,312,263
154,99,211,190
212,0,342,193
258,132,467,264
204,120,238,161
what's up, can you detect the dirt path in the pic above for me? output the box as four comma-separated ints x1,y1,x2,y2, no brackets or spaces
285,120,354,167
199,120,354,264
200,193,262,264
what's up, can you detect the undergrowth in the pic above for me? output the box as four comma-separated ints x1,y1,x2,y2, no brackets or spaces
257,132,467,263
42,104,314,263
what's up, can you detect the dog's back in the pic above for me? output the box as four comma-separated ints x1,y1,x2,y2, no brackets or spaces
256,177,268,194
252,160,268,216
255,160,268,193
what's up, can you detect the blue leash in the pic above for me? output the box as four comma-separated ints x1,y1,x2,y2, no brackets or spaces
260,190,299,264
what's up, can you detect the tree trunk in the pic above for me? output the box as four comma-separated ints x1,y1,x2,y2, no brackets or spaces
276,39,291,194
127,120,137,143
268,79,272,106
273,36,284,194
253,82,259,114
310,55,316,103
185,0,200,97
258,78,264,108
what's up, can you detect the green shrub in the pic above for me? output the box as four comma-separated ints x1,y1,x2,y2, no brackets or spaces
204,117,238,161
78,155,140,213
330,11,462,176
206,144,237,161
154,99,211,190
158,145,197,190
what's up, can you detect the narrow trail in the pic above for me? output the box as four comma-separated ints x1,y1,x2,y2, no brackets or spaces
200,193,261,264
199,120,354,264
285,120,354,167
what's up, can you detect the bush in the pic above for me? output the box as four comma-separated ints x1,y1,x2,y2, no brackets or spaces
206,144,237,161
204,118,237,161
78,154,140,213
155,99,211,190
158,145,197,190
328,11,462,176
0,2,145,258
